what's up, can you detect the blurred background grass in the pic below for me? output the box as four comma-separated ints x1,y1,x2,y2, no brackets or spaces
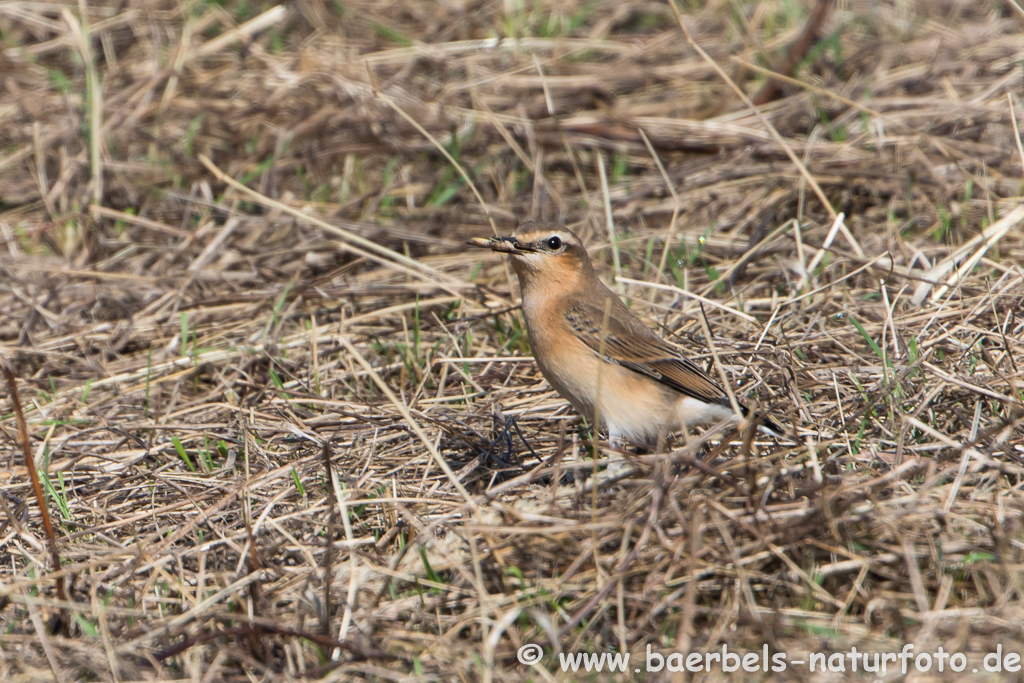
2,0,1024,679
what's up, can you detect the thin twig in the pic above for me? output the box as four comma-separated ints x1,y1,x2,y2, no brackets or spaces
3,366,68,620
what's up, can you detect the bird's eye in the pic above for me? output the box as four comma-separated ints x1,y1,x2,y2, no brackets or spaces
546,236,562,250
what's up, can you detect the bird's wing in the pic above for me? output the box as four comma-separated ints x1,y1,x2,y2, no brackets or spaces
564,299,731,407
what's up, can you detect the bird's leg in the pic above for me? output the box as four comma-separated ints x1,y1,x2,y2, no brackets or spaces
655,425,671,454
607,433,627,458
604,433,632,473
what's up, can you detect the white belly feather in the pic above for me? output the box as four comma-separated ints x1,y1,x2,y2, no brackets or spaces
522,294,736,445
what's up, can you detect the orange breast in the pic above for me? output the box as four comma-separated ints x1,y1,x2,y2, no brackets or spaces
522,294,676,443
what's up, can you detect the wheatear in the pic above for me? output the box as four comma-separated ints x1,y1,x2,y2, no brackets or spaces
470,221,784,445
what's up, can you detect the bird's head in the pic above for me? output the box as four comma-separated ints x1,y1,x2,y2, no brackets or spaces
468,221,592,290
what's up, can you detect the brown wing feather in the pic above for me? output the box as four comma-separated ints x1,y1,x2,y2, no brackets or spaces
563,298,730,407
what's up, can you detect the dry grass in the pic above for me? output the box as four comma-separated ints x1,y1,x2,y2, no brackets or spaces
2,0,1024,679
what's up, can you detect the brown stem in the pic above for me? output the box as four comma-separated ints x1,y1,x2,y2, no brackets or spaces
3,366,67,622
320,437,335,637
751,0,835,106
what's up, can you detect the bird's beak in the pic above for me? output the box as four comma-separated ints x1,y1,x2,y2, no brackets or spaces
466,236,534,255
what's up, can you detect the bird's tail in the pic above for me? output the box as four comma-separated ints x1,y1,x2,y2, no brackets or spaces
754,414,788,440
739,405,788,440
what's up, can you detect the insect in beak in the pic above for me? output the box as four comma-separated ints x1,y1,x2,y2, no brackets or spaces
467,236,534,255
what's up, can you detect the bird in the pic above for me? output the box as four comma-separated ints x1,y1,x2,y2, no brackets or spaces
469,221,785,446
